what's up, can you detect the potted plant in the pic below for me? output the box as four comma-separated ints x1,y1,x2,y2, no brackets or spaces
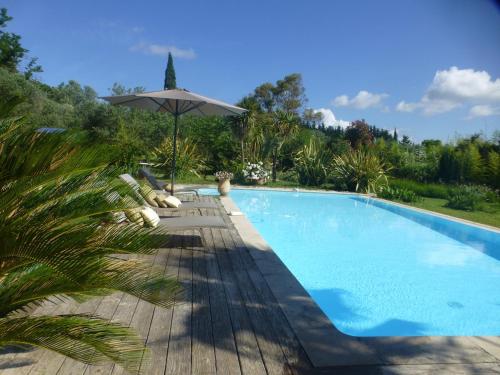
215,171,234,196
242,162,269,185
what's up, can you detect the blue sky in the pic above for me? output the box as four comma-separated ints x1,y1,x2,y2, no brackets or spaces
4,0,500,141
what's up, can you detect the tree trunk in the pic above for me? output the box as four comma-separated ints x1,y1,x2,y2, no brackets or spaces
272,150,277,182
240,139,245,164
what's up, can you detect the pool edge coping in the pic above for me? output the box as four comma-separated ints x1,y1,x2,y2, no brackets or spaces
219,195,500,368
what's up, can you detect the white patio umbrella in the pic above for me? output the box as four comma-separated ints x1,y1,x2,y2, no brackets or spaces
101,89,246,195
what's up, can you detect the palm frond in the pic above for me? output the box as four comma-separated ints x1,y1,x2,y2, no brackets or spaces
0,99,181,372
0,315,149,373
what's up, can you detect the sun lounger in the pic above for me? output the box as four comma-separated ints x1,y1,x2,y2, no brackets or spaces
119,173,217,211
138,167,202,196
157,216,227,231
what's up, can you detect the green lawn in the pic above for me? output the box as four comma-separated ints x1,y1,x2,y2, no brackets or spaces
407,197,500,228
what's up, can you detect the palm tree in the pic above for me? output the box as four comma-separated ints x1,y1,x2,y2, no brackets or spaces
267,111,299,182
229,111,255,164
0,97,181,373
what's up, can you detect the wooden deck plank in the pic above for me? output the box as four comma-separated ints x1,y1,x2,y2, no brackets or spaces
191,223,217,375
165,232,193,375
201,225,241,375
210,227,267,375
219,227,290,375
138,245,181,375
83,252,159,375
111,249,168,375
227,227,312,374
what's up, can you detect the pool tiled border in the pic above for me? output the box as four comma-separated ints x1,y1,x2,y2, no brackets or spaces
220,194,500,370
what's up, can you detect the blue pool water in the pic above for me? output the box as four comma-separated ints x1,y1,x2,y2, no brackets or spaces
200,188,500,337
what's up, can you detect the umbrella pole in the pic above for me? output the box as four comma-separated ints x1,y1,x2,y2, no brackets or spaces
170,112,178,196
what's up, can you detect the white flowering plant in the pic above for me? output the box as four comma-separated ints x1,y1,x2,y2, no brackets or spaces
242,161,269,182
215,171,233,181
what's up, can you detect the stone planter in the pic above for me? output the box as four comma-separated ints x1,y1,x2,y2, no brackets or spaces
217,178,231,196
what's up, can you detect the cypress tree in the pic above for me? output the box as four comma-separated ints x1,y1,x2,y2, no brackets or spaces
164,52,177,90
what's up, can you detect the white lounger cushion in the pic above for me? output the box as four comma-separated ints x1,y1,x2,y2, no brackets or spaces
164,195,182,208
140,206,160,227
154,193,170,208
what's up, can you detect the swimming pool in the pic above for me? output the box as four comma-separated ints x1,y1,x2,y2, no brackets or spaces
200,188,500,337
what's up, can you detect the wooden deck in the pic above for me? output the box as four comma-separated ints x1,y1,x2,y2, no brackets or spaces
0,196,312,375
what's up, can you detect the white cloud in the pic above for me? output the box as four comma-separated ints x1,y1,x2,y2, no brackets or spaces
396,101,418,112
468,104,500,118
332,90,388,109
396,67,500,116
130,42,196,59
313,108,350,128
332,95,349,107
131,26,144,33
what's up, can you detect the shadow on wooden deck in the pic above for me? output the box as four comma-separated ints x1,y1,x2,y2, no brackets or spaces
0,197,312,375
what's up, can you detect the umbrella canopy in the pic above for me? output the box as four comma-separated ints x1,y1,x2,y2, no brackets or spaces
101,88,246,117
101,88,246,195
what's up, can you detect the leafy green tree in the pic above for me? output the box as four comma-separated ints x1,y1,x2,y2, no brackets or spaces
303,108,324,128
400,135,412,146
487,151,500,188
164,52,176,90
345,120,373,149
0,100,180,371
393,128,398,142
250,73,307,114
274,73,307,114
0,8,42,77
110,82,145,96
253,82,276,113
463,142,484,183
438,146,460,182
422,139,442,148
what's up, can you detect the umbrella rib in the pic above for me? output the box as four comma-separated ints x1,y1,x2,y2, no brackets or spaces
196,105,207,116
179,101,207,115
164,99,176,114
179,100,195,114
149,98,174,114
179,100,193,113
108,96,146,107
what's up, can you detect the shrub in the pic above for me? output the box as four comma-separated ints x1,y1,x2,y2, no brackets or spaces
242,161,269,183
445,185,486,211
377,186,419,203
152,137,206,178
331,149,390,193
389,178,450,199
293,138,331,186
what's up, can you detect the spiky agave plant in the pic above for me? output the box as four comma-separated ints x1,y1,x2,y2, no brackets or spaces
331,149,390,194
0,97,181,373
293,137,332,186
152,137,206,178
